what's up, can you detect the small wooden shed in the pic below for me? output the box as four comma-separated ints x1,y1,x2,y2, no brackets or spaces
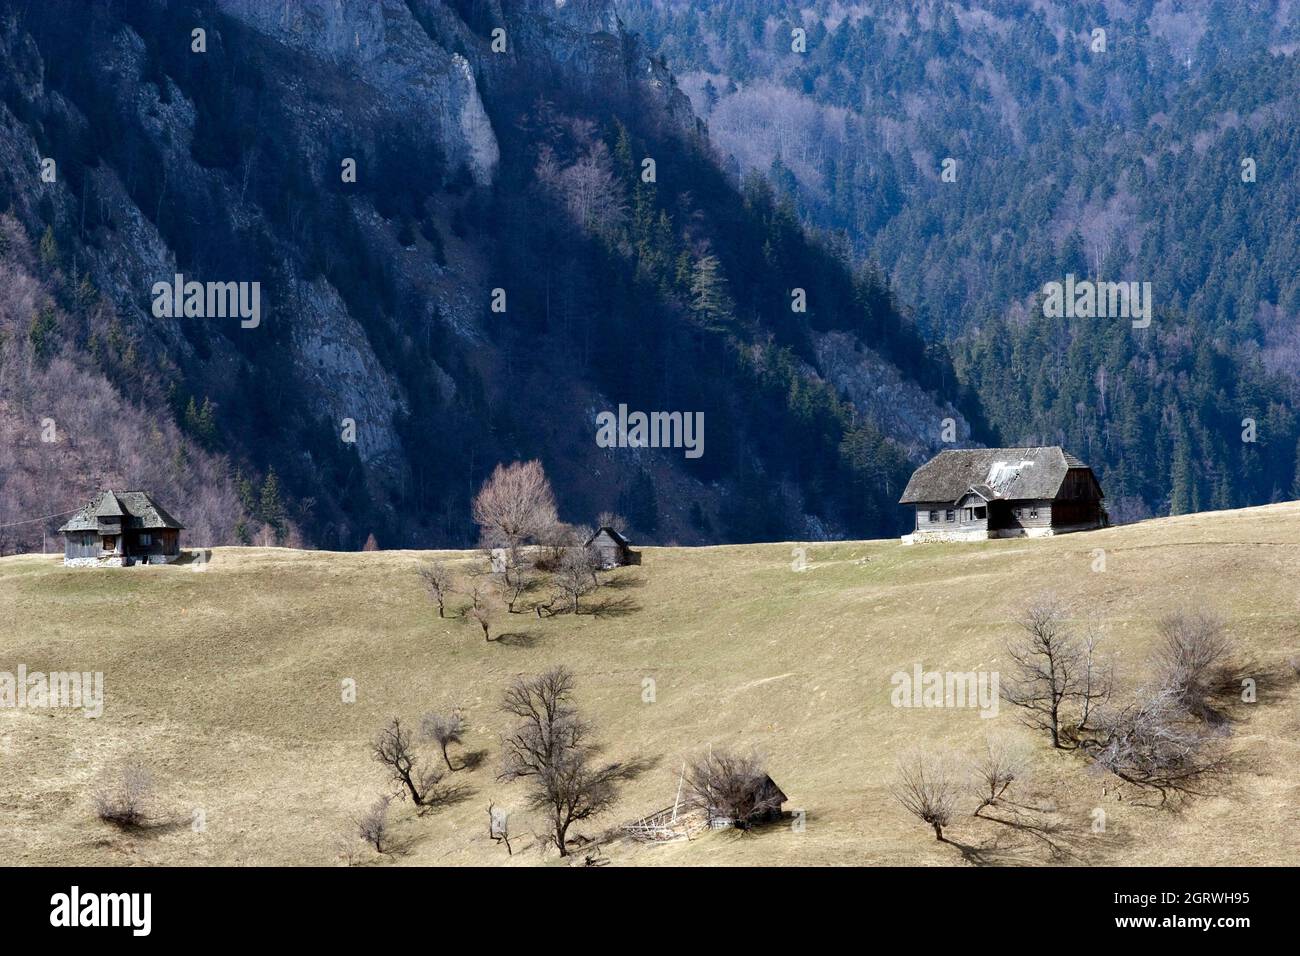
585,527,641,569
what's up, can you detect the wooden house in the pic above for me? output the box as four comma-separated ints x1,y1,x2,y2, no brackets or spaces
585,527,641,569
899,447,1105,543
58,491,184,566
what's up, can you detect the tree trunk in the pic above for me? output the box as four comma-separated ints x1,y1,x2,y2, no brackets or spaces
932,823,944,841
555,815,569,857
401,772,423,805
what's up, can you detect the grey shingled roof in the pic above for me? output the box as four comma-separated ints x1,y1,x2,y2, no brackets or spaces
899,447,1095,505
58,491,185,532
586,527,633,549
95,490,125,517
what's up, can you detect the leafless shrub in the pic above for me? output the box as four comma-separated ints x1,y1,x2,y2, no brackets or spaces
371,718,446,806
498,666,631,856
1153,610,1235,720
334,832,362,866
892,752,958,841
419,562,454,618
535,520,584,571
93,761,154,829
969,737,1026,816
421,710,467,771
487,802,513,855
1087,685,1234,805
353,795,392,854
682,749,783,830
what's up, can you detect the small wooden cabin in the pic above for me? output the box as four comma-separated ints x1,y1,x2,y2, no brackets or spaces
899,447,1105,543
585,527,641,569
58,491,184,567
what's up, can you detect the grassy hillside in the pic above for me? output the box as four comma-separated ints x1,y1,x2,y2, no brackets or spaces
1,504,1298,866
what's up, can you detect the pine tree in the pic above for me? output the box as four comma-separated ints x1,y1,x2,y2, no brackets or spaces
689,254,732,330
197,398,217,445
28,305,58,366
259,469,286,541
234,469,257,517
38,226,59,271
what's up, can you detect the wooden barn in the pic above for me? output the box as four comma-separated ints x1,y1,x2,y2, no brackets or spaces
58,491,184,567
585,527,641,569
899,446,1105,543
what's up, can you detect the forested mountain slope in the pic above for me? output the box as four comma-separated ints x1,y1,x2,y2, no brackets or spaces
624,0,1300,522
0,0,976,551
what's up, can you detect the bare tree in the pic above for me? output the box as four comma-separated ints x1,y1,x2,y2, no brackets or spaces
422,710,467,771
892,752,958,841
354,795,392,854
536,519,581,570
498,667,630,856
595,512,627,535
1153,610,1234,720
419,562,454,619
553,544,599,613
472,460,558,571
487,802,513,855
494,561,534,613
1001,595,1086,748
1078,625,1113,731
93,761,154,829
969,737,1025,817
371,718,446,806
465,582,497,641
1087,685,1234,804
682,749,784,829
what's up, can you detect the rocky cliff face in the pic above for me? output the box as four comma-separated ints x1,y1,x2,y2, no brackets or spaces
215,0,500,186
0,0,966,550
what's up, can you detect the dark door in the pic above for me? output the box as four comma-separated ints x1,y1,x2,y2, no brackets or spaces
986,501,1013,531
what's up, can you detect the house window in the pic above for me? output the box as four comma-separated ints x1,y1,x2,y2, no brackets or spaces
139,533,152,546
928,510,939,523
102,536,116,550
1029,507,1039,518
945,510,954,522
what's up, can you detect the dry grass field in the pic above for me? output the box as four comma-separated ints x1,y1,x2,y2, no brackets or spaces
1,503,1298,867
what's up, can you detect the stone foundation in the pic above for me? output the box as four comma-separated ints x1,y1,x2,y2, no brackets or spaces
901,524,1099,544
64,554,179,567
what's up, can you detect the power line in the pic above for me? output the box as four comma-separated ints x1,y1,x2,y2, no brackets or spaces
0,508,79,529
